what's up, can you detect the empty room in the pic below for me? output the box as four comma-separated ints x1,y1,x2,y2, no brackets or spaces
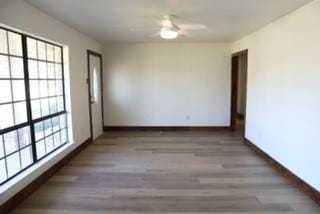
0,0,319,213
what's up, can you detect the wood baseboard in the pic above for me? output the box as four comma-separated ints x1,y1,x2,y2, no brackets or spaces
104,126,231,132
0,138,92,213
244,138,320,205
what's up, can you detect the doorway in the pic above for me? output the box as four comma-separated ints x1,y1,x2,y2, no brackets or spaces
231,50,248,134
87,50,104,141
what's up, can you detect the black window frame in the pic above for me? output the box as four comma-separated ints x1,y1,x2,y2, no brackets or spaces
0,26,69,185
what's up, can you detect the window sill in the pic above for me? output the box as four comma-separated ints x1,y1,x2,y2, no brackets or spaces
0,141,73,195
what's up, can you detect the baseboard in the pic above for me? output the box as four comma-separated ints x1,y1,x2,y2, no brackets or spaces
104,126,231,132
0,138,92,213
244,138,320,205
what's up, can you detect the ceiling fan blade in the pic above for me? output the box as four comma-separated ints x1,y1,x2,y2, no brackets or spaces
130,27,159,32
178,30,192,38
150,32,161,38
178,24,207,30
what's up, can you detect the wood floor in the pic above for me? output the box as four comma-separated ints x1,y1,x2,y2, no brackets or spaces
12,130,320,213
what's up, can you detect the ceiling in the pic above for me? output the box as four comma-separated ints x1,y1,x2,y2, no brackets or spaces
26,0,313,43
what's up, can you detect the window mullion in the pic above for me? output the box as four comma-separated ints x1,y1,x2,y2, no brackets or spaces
61,49,66,112
21,34,37,162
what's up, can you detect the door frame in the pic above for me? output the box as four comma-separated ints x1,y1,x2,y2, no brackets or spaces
87,49,104,141
230,49,248,131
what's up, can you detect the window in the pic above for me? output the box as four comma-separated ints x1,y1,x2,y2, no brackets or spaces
92,67,99,104
0,26,68,185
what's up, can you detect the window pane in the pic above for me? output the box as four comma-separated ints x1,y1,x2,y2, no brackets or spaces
49,97,57,114
57,96,64,112
7,152,21,177
10,57,24,78
59,114,66,129
53,132,61,148
93,67,99,103
0,159,7,183
39,80,48,97
14,102,27,125
0,104,14,129
45,136,53,153
28,60,38,78
36,140,45,159
34,122,44,141
30,80,40,99
18,126,31,148
4,130,19,155
27,38,37,59
54,46,61,63
52,116,60,132
38,61,47,79
31,100,41,119
48,80,56,96
0,80,12,103
12,80,26,101
0,55,10,78
37,41,46,60
56,80,63,95
8,32,22,56
61,128,68,144
47,44,54,61
0,29,8,54
44,119,52,136
55,63,62,79
0,136,4,158
20,146,33,169
48,63,55,79
41,98,49,116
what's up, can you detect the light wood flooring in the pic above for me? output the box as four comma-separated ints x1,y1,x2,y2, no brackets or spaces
12,130,320,213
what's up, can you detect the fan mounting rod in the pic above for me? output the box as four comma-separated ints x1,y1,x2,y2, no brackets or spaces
162,15,179,30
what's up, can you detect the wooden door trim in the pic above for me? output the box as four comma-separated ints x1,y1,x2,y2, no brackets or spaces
230,49,248,131
87,50,104,141
232,49,248,57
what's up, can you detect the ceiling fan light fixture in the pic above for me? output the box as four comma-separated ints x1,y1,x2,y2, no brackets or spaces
160,28,178,39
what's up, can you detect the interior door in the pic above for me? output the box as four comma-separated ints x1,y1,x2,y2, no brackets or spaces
88,51,103,140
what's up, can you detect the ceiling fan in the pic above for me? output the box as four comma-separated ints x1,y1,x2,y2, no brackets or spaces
131,15,208,40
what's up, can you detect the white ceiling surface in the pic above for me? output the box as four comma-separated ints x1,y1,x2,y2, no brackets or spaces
25,0,313,43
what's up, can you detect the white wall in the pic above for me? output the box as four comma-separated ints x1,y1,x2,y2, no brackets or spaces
0,0,102,205
103,43,231,127
233,0,320,191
